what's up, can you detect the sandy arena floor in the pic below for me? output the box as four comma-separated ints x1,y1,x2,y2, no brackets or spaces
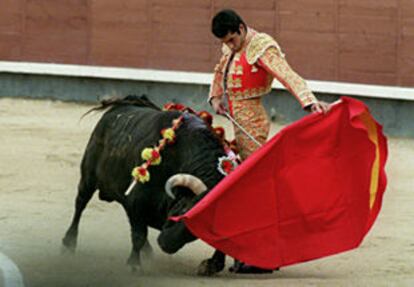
0,98,413,287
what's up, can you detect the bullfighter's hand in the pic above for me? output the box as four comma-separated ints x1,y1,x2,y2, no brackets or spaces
210,97,228,115
310,101,331,114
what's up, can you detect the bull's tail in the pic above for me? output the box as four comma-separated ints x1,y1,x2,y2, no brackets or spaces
82,94,161,119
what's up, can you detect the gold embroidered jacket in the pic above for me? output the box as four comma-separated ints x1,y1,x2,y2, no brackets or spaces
208,32,317,108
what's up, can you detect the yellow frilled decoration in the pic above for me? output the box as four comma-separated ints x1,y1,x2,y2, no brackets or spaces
141,147,161,165
132,166,150,183
161,128,176,144
131,115,183,184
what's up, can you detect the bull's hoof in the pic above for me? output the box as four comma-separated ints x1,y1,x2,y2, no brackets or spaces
229,262,278,274
61,237,77,254
128,264,143,274
197,258,224,276
126,254,142,273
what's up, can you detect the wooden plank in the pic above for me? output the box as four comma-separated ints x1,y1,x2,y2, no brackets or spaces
339,0,398,17
229,9,276,31
401,0,414,18
340,52,397,73
0,33,22,60
22,0,89,64
278,31,336,50
214,0,275,10
401,18,414,37
153,24,211,44
92,25,148,44
152,6,210,26
278,0,336,14
90,37,148,59
339,70,398,86
23,34,88,64
400,36,414,74
398,16,414,81
152,0,210,8
150,58,211,73
278,32,337,81
90,0,149,67
0,0,23,33
280,14,335,33
90,0,148,25
90,39,148,67
210,43,224,66
278,0,336,33
340,34,396,54
282,49,336,81
91,28,148,64
24,0,89,64
151,43,211,62
25,0,89,34
339,15,398,36
400,76,414,87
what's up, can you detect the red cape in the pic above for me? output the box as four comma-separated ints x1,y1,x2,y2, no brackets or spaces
176,97,388,268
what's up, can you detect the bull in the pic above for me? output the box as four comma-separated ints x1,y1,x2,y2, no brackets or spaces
62,95,228,275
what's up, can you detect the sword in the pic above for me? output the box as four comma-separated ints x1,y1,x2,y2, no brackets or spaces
223,111,262,148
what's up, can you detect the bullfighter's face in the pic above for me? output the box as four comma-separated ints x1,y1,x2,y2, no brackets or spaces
220,24,246,53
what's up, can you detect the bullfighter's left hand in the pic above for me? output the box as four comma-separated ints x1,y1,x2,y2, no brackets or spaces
310,101,330,114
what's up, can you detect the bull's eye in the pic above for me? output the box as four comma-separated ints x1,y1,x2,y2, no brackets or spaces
171,197,196,216
181,203,193,214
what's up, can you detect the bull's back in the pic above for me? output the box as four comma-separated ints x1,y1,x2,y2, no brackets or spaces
82,105,180,200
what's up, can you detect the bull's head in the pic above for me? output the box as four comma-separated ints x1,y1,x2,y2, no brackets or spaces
157,174,208,254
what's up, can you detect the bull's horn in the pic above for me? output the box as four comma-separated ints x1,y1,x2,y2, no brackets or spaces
165,174,207,199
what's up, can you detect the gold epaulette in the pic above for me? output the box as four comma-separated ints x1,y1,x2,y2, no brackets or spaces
246,33,285,65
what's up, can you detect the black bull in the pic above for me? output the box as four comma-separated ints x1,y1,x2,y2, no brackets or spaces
62,96,228,275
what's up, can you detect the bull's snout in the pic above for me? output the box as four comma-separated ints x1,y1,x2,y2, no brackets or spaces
157,235,183,254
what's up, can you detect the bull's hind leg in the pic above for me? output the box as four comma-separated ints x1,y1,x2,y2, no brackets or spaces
62,176,96,253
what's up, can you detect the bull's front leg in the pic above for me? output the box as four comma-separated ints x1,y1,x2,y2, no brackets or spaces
197,249,226,276
127,224,148,272
128,215,150,272
123,202,148,272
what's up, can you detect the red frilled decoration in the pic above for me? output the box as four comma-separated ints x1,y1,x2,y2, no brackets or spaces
174,97,388,269
163,103,196,114
163,103,239,157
